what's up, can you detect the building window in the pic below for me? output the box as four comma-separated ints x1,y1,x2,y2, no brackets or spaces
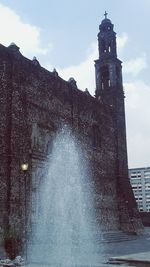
130,175,141,179
144,171,150,175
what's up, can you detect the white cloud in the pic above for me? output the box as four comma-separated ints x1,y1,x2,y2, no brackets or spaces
0,3,52,57
0,6,145,169
117,33,128,52
50,34,129,95
125,81,150,168
124,54,147,76
47,32,149,168
56,37,150,168
56,42,98,95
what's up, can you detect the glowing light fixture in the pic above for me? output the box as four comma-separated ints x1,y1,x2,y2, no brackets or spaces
21,163,29,171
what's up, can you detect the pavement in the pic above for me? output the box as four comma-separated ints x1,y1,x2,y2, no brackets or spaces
109,251,150,265
104,227,150,266
24,228,150,267
1,228,150,267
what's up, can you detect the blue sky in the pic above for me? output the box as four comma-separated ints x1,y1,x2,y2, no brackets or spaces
0,0,150,168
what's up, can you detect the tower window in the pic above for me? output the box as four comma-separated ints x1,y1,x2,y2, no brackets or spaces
101,66,110,90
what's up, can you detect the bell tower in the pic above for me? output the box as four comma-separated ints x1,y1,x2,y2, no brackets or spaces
95,12,123,103
95,13,144,233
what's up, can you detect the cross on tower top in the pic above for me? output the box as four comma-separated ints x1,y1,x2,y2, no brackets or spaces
104,11,108,19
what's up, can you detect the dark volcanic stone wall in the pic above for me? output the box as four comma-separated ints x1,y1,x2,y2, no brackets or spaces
0,47,13,253
0,44,143,255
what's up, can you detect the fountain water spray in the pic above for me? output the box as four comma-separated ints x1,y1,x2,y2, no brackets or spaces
28,127,101,266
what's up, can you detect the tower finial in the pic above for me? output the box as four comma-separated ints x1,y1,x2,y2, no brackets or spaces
104,11,108,19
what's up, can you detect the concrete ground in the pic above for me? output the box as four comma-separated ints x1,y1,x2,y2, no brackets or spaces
1,228,150,267
104,227,150,266
109,251,150,265
24,227,150,267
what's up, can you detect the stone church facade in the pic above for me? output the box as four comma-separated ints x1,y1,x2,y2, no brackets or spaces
0,15,143,256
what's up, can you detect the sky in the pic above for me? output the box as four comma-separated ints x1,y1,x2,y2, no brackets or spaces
0,0,150,168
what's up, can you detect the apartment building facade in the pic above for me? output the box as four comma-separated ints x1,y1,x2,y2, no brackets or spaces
129,167,150,212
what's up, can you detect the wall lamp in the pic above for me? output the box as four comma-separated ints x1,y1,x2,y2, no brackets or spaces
21,163,29,172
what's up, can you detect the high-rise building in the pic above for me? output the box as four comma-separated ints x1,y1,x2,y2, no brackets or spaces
129,167,150,212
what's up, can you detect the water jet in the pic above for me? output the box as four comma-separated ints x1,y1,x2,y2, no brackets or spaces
27,128,101,266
